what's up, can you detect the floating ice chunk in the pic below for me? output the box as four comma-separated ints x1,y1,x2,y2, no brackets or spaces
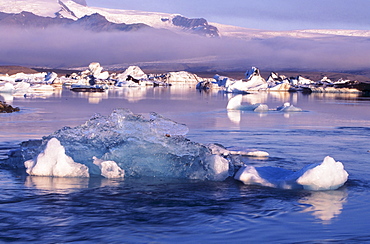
93,156,125,179
89,62,103,78
0,83,14,93
24,138,89,177
44,72,58,83
33,109,230,181
276,102,302,112
97,71,110,80
118,66,147,80
13,81,30,93
207,144,269,158
229,150,269,157
203,154,230,181
253,104,269,112
235,165,296,189
296,156,349,190
234,156,348,191
227,95,269,112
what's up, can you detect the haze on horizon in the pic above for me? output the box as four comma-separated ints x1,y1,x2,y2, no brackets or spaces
0,0,370,73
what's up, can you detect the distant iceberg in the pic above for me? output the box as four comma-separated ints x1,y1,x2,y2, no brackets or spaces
227,94,302,112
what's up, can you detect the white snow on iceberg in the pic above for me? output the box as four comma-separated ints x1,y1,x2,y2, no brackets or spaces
234,156,348,191
24,138,89,178
92,156,125,179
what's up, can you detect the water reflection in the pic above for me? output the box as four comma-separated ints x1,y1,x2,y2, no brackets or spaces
310,92,361,100
299,189,347,224
0,93,14,103
226,93,299,125
0,88,63,104
111,87,148,102
227,110,241,124
71,90,109,104
24,176,121,193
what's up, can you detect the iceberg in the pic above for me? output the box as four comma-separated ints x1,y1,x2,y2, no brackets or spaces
227,94,269,111
234,156,348,191
116,66,147,81
227,95,302,113
19,109,231,181
276,102,303,112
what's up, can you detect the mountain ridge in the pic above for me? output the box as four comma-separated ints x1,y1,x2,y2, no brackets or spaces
0,0,219,37
1,0,369,39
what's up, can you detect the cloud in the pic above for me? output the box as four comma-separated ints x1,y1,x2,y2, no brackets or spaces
1,26,370,72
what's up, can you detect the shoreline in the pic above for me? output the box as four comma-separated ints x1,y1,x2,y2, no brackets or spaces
1,65,369,82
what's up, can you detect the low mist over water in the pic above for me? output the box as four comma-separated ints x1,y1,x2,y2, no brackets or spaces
1,26,370,72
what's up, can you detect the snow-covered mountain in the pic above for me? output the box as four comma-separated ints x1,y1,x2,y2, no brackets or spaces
1,0,370,39
0,0,219,37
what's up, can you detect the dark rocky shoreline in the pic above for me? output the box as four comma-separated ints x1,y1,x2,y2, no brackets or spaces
0,101,20,113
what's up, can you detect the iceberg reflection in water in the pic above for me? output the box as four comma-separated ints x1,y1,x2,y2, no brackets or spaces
299,190,348,224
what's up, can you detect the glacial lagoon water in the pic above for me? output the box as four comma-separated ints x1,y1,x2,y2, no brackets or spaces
1,86,370,243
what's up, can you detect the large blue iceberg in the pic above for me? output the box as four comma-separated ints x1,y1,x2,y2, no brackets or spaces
20,109,231,181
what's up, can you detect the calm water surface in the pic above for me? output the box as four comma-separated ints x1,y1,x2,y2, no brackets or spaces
1,87,370,243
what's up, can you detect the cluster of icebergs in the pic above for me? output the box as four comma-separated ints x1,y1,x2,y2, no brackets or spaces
0,71,57,97
1,63,365,98
197,67,365,94
0,62,208,98
3,109,349,191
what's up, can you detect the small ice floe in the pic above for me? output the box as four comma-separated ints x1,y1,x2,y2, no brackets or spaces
24,138,89,177
228,149,269,157
234,156,348,191
0,83,14,93
276,102,302,112
92,156,125,179
227,95,269,112
28,84,55,93
207,144,269,158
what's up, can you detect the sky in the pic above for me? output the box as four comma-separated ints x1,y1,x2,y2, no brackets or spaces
87,0,370,31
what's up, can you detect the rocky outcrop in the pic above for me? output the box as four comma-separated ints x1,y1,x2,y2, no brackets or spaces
72,13,150,32
172,15,219,37
0,11,149,32
0,11,73,28
0,101,20,113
